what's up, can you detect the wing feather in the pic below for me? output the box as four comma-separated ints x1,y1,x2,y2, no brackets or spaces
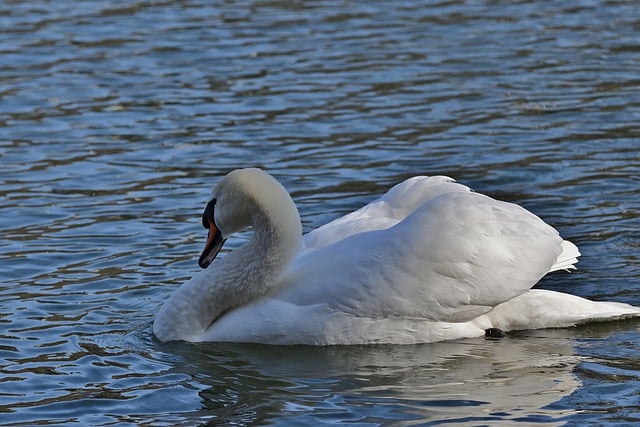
283,190,564,323
301,176,470,252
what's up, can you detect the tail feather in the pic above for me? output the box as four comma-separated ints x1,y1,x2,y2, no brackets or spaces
550,240,581,273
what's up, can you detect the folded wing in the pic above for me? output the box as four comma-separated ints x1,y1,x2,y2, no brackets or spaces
285,189,567,323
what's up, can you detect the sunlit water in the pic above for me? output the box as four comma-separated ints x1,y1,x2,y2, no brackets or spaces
2,0,640,425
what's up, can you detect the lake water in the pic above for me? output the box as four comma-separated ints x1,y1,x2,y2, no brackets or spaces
2,0,640,425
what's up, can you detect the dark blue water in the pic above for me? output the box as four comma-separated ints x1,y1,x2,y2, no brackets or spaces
2,0,639,425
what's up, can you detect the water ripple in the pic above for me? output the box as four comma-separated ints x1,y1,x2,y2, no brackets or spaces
2,0,640,425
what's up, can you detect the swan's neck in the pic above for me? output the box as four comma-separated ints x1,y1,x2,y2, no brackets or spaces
218,209,301,302
154,199,301,342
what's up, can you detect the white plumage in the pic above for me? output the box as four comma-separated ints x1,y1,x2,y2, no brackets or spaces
153,168,639,344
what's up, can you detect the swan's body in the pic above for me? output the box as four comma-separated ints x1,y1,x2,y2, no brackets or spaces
153,168,640,344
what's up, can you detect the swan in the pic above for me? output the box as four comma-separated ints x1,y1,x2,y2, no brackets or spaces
153,168,640,344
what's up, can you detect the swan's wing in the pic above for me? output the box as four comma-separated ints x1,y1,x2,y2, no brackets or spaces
283,191,566,323
550,240,580,272
301,176,471,252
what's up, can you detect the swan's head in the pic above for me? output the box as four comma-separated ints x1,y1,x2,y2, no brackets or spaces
198,168,301,269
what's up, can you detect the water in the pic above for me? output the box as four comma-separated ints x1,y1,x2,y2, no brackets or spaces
2,0,639,425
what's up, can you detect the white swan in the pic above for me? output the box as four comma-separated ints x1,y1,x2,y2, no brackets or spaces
153,168,640,344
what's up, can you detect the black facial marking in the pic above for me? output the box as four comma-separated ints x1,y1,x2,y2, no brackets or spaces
202,198,217,229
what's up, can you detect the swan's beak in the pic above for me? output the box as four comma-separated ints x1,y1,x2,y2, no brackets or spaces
198,219,227,269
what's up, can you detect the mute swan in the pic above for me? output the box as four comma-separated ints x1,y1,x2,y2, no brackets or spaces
153,168,640,344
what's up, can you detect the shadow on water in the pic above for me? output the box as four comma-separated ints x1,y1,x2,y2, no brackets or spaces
149,321,640,426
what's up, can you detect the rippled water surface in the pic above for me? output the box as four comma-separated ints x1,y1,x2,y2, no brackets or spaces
2,0,640,425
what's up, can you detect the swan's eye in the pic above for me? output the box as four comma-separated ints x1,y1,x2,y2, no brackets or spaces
202,199,216,229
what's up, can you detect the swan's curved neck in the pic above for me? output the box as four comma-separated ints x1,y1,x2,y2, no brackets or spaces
154,192,301,342
220,208,301,299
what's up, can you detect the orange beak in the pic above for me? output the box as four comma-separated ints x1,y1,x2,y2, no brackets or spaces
199,219,226,269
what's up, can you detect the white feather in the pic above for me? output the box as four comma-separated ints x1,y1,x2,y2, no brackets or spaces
153,169,640,344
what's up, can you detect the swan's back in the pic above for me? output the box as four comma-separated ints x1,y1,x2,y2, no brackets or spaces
285,188,564,324
302,176,471,252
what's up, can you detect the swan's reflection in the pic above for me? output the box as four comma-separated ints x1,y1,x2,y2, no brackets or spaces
161,327,621,425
